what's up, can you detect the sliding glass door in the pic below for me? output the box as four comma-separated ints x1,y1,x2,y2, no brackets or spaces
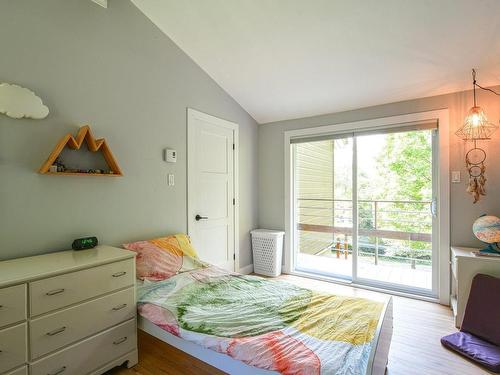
292,126,437,296
294,136,353,279
355,130,436,293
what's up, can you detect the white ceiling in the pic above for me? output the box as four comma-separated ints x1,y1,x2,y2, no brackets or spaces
132,0,500,124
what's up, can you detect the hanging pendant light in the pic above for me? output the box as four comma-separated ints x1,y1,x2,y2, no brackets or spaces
456,70,498,141
455,69,499,203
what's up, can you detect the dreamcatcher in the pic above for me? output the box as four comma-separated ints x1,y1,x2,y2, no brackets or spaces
465,145,486,203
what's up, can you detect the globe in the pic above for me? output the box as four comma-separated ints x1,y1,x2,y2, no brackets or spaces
473,215,500,244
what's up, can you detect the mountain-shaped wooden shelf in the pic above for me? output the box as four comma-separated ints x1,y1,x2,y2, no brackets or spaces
39,125,123,176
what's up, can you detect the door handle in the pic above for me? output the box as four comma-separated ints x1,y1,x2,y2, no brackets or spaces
113,336,128,345
46,288,65,296
48,366,67,375
430,198,437,217
112,303,128,311
195,215,208,221
47,326,67,336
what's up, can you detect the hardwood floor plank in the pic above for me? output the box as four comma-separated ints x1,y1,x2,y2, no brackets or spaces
108,274,490,375
106,330,225,375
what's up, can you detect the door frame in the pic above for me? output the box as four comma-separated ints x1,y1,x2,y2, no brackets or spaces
284,109,450,304
187,108,239,272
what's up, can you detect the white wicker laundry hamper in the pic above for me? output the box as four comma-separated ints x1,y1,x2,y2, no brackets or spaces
250,229,285,277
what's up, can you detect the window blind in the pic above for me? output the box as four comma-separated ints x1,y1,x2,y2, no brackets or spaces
290,119,438,144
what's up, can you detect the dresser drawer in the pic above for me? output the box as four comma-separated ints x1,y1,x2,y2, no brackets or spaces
30,287,136,359
0,284,26,328
0,323,27,373
30,318,136,375
30,259,135,316
5,366,28,375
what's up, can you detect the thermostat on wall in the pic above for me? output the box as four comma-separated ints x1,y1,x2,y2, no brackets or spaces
163,148,177,163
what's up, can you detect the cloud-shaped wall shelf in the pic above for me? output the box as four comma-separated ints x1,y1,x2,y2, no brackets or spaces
0,82,49,119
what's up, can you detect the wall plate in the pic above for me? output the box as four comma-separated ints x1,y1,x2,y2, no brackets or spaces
164,148,177,163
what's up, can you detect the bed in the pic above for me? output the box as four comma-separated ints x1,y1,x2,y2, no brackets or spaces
125,235,393,375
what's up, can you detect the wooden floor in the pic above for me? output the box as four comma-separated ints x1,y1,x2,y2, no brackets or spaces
108,274,491,375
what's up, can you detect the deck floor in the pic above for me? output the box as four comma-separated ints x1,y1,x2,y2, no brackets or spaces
297,252,432,290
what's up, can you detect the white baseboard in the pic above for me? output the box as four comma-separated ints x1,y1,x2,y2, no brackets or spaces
239,264,254,275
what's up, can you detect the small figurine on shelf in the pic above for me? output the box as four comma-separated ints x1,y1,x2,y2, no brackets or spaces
53,157,66,173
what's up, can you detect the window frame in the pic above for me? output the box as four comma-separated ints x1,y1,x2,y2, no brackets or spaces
284,110,450,304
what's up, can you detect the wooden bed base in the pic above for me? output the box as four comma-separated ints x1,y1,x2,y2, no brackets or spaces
138,296,393,375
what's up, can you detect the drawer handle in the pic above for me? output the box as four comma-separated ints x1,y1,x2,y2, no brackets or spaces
47,326,67,336
112,303,128,311
46,288,65,296
48,366,66,375
113,336,128,345
112,271,127,278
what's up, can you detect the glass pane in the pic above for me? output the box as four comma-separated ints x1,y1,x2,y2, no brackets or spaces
356,130,433,290
294,137,353,279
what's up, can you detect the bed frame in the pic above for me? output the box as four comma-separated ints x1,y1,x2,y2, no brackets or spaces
138,296,393,375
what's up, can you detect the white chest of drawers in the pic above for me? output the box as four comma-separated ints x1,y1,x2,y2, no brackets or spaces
0,246,138,375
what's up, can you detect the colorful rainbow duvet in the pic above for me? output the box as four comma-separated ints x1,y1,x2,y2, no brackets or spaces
137,266,385,375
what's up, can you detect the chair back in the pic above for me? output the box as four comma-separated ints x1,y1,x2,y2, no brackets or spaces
461,273,500,346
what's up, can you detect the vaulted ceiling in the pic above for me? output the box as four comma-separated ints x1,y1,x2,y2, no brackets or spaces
132,0,500,124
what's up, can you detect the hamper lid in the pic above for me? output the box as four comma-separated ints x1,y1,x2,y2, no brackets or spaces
251,229,285,235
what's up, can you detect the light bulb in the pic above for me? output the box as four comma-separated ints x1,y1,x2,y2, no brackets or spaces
471,113,480,127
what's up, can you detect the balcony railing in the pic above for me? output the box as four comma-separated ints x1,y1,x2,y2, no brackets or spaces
297,198,432,268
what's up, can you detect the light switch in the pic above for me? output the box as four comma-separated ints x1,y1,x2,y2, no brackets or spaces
168,174,175,186
451,171,461,183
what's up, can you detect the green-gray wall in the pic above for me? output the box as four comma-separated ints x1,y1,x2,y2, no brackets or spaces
0,0,258,266
259,86,500,249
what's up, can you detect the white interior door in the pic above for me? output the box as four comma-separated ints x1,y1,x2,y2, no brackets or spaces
187,108,237,271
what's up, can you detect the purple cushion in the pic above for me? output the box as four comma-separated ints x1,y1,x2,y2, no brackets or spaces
441,332,500,373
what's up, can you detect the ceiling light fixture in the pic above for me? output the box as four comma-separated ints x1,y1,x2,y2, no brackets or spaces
455,69,499,203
